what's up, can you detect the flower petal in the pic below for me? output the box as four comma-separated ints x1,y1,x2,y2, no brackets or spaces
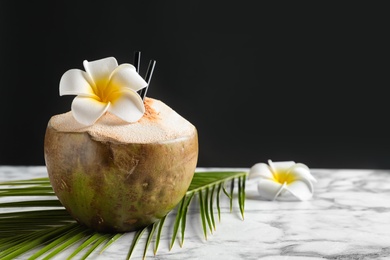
288,163,317,183
268,160,296,174
71,96,109,126
108,89,145,123
257,179,286,200
59,69,96,97
83,57,118,86
109,64,147,92
249,163,274,180
279,180,314,201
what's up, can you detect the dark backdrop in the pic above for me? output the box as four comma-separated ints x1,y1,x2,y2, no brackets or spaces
0,1,388,169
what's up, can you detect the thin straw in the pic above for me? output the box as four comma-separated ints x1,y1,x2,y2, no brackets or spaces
134,51,141,73
140,59,156,100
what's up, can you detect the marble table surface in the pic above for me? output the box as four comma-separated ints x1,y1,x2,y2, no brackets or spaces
1,166,390,260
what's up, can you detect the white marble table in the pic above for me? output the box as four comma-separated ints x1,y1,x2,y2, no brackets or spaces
1,166,390,260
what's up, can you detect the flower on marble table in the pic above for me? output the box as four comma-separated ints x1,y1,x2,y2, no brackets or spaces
59,57,147,126
248,160,317,201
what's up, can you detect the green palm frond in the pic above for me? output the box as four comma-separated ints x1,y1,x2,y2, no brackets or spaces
0,170,247,259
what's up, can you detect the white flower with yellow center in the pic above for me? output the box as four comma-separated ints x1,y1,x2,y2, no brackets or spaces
59,57,147,126
248,160,317,201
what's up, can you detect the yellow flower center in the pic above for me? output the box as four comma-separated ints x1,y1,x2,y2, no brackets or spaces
92,79,122,103
272,170,296,185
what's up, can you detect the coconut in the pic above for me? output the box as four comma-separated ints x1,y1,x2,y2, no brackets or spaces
44,97,198,232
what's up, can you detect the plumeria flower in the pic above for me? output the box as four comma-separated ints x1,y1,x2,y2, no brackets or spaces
248,160,317,201
59,57,147,126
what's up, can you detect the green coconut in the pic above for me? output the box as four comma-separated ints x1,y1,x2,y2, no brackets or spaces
44,97,198,232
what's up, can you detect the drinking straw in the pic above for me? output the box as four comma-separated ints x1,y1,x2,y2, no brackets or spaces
140,59,156,100
134,51,141,73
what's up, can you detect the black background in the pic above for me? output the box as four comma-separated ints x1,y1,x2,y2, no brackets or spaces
0,1,389,169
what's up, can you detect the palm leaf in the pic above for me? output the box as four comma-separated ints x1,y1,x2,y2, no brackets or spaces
180,192,195,247
127,226,147,260
143,223,157,259
0,170,247,259
153,214,166,255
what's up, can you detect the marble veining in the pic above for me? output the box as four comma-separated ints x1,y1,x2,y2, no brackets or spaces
1,166,390,259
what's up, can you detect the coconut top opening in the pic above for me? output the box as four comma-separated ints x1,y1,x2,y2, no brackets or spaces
48,98,196,144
